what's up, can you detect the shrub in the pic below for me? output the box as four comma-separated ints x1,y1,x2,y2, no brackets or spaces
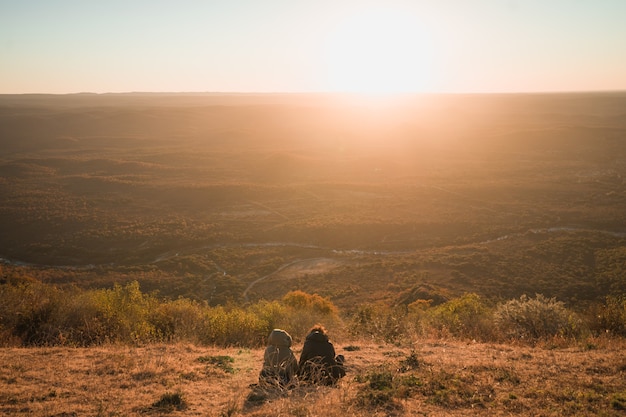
349,303,408,343
422,293,493,341
56,288,112,346
282,290,338,316
85,281,159,344
280,291,341,340
248,300,288,332
200,306,267,347
0,277,347,347
591,295,626,336
494,294,583,341
150,297,205,343
0,280,65,345
53,281,161,346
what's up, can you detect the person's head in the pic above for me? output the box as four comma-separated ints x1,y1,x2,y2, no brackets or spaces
268,329,292,347
308,324,327,335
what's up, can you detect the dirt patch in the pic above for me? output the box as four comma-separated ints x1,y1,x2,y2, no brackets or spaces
244,257,347,301
277,258,345,278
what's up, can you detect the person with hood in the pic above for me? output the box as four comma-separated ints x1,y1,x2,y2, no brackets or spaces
259,329,298,387
298,324,345,385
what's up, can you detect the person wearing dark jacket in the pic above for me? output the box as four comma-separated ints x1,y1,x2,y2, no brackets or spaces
298,324,345,385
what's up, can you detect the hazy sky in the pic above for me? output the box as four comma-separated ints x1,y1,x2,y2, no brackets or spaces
1,0,625,94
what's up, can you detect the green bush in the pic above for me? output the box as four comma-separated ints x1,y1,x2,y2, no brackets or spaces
150,297,206,343
248,300,289,332
1,280,160,345
0,276,347,347
282,290,338,316
422,293,493,340
494,294,583,341
279,291,341,340
87,281,159,344
55,288,111,346
3,276,613,347
200,305,268,347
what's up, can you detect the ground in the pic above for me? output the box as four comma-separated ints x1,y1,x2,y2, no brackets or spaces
1,338,624,416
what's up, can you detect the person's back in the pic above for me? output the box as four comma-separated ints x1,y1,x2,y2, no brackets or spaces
260,329,298,387
298,325,345,385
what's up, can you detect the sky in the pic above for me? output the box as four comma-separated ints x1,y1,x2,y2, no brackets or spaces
1,0,625,94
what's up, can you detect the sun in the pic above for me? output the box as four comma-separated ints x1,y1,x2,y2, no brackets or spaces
324,7,436,94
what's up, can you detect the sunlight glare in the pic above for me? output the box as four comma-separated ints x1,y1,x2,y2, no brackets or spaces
324,7,436,94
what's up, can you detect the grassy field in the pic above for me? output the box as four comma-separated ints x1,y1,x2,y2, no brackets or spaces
1,338,625,416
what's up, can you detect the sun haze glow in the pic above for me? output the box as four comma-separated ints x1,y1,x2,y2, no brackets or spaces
1,1,625,94
324,7,437,93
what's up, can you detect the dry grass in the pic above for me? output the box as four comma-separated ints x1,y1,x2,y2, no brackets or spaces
0,338,625,416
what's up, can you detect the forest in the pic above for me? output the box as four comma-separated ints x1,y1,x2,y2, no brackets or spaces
1,92,624,310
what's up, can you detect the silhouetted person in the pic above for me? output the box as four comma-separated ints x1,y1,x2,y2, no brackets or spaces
259,329,298,388
298,324,345,385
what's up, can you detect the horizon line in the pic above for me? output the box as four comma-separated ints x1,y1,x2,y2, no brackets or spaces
2,89,626,96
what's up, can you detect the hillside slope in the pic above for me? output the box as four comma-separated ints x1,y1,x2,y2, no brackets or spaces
1,339,624,416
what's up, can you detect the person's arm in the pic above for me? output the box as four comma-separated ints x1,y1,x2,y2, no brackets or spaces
322,342,337,366
264,346,278,368
328,342,336,359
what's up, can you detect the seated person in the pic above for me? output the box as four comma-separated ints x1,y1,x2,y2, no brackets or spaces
259,329,298,387
298,324,346,385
